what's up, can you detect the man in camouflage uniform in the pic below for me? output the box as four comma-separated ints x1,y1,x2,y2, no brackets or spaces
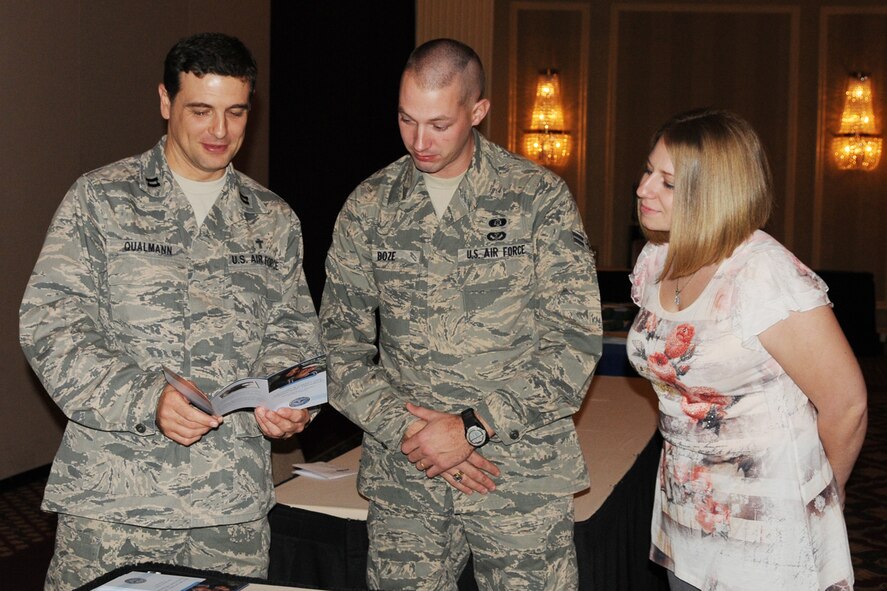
19,33,321,590
320,39,602,590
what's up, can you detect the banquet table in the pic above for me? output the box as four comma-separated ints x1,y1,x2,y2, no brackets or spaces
269,375,668,590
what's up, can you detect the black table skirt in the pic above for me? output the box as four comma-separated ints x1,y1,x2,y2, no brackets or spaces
575,431,668,590
269,432,668,591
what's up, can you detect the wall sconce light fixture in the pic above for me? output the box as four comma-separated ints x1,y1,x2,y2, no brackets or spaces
831,72,882,171
523,69,570,167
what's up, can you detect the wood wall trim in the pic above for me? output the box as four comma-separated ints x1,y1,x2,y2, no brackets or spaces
416,0,496,126
508,2,590,217
603,5,618,265
813,8,828,268
612,3,799,15
606,3,800,267
814,6,887,270
785,8,801,251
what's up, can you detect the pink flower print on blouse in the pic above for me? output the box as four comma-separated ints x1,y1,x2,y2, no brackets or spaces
646,324,695,385
664,324,695,359
636,322,732,431
696,494,732,536
648,352,678,383
671,462,732,537
677,385,729,432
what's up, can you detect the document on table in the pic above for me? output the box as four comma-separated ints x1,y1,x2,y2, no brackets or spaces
293,461,357,479
94,571,204,591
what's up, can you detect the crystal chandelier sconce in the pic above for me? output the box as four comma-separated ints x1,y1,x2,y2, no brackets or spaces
831,72,882,171
523,69,571,167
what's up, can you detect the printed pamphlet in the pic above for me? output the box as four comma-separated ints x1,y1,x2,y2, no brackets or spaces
162,356,327,416
94,570,248,591
293,461,357,479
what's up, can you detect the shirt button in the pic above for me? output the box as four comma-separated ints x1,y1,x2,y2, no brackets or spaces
135,423,147,433
509,430,519,439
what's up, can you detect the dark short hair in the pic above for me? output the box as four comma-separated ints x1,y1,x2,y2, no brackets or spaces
163,32,257,103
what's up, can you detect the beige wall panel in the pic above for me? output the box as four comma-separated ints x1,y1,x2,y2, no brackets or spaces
416,0,495,132
79,1,185,174
416,0,495,71
78,0,270,183
816,9,887,301
0,1,80,480
189,0,271,185
1,0,271,480
607,5,797,269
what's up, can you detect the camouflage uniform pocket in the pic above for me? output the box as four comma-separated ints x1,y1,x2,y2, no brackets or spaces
460,258,530,345
374,255,421,336
107,247,186,352
227,264,277,316
225,263,282,360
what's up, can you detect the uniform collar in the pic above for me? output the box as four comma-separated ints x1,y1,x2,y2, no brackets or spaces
139,136,267,220
388,129,499,219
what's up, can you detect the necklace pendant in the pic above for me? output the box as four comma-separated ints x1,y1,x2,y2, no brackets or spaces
674,292,680,307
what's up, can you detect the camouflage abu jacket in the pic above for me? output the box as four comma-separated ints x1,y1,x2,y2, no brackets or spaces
321,131,602,502
20,138,321,528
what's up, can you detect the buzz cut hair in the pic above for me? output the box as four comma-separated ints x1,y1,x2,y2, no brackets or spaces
403,38,485,104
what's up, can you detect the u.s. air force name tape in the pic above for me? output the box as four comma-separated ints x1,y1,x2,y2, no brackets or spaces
374,244,531,264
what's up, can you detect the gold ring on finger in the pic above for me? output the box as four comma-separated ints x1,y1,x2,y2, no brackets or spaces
452,470,464,482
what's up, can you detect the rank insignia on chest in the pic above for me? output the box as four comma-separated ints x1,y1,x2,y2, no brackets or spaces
572,230,592,251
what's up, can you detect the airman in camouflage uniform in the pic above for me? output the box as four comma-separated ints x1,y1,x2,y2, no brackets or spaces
19,33,321,590
320,39,601,590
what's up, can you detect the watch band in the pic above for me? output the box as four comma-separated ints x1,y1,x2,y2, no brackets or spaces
461,408,490,448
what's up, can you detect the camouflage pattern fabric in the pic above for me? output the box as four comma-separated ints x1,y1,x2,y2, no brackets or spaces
320,130,601,586
45,514,269,590
20,137,321,529
367,491,578,591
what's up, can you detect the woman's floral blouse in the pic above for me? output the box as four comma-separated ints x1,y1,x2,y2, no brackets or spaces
627,230,853,590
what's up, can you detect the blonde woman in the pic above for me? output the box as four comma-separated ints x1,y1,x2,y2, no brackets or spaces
627,108,867,590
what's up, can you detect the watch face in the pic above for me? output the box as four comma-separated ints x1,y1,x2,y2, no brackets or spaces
466,425,487,446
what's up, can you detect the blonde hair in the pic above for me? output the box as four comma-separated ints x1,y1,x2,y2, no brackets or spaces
641,108,773,280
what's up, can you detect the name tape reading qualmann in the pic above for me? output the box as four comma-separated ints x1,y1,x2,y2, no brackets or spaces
120,241,175,256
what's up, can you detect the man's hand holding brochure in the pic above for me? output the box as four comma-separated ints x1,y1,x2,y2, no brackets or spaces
162,355,327,416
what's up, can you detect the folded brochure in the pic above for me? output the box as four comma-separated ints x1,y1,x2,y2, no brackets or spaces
94,570,247,591
293,461,357,479
162,355,327,416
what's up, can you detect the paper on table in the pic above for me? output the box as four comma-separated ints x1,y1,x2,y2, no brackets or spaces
293,461,357,480
94,571,204,591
